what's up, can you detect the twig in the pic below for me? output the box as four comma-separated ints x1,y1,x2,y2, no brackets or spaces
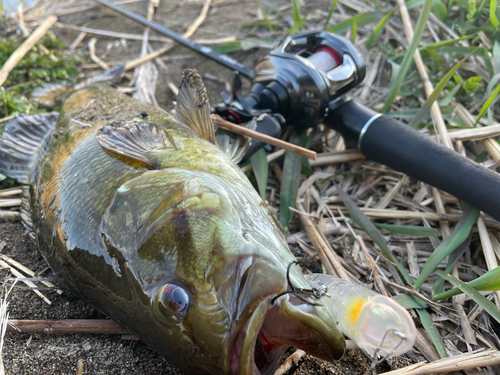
0,260,51,305
124,0,212,71
212,115,317,160
357,236,388,296
477,215,500,306
17,4,30,37
7,319,127,334
444,124,500,141
0,211,20,220
381,349,500,374
274,349,305,375
309,150,364,166
0,15,57,86
0,280,15,375
360,52,383,101
0,189,22,198
131,0,159,106
0,199,21,208
88,38,109,70
125,44,173,70
70,31,87,50
396,0,451,150
0,254,62,295
184,0,212,37
296,202,350,280
0,115,15,124
55,23,171,43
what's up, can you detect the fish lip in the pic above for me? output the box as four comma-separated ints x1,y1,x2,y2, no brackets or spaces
229,296,281,375
229,293,346,375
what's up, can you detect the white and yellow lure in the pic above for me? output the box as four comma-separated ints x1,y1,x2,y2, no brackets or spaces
305,274,416,359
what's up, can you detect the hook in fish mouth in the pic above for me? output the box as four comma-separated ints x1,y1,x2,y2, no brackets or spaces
271,261,330,305
229,261,345,375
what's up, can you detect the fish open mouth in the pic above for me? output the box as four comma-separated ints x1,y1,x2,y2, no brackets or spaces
229,269,345,375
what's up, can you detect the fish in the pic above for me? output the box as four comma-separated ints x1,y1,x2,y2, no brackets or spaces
0,67,345,375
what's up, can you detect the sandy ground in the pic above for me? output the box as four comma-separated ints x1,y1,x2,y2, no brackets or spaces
2,0,418,374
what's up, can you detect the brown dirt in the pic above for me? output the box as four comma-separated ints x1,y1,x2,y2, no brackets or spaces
2,1,416,374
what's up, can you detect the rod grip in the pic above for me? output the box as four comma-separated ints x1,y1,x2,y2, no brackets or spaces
360,114,500,221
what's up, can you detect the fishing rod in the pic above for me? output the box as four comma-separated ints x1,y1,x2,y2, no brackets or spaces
96,0,500,221
94,0,254,79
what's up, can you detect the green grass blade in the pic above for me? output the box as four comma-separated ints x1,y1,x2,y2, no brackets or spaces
435,270,500,323
373,222,436,236
433,266,500,301
279,130,304,226
474,81,500,126
486,73,500,95
419,36,475,50
490,0,499,29
392,294,428,309
493,37,500,76
416,308,447,358
258,4,276,32
438,81,462,106
432,230,473,295
327,11,386,34
250,148,268,200
292,0,301,25
336,185,414,285
289,14,308,34
382,0,433,112
414,204,479,289
408,50,476,127
352,21,357,44
323,0,340,30
365,7,396,47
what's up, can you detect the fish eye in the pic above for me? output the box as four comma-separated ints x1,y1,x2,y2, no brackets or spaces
157,283,191,319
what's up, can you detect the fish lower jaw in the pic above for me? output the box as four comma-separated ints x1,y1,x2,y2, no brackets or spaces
229,304,287,375
230,299,343,375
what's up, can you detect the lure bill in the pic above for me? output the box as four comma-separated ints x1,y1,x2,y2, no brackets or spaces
305,274,416,360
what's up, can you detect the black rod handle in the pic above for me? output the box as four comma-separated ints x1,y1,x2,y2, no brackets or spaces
94,0,255,79
326,100,500,221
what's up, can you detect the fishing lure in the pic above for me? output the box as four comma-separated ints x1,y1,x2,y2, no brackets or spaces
304,273,416,360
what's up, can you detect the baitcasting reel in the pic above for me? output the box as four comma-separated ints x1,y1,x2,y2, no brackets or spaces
212,31,366,160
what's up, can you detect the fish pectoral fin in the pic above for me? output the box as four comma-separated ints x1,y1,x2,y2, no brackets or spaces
0,113,60,184
174,69,215,144
215,118,256,164
96,122,175,169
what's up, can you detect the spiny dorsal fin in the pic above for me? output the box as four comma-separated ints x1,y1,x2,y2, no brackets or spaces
175,69,215,144
0,113,59,184
96,122,176,169
215,119,256,163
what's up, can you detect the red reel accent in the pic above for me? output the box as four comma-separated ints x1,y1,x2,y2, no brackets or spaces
227,110,243,124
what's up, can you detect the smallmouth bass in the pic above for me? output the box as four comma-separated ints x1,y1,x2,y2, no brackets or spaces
0,68,345,374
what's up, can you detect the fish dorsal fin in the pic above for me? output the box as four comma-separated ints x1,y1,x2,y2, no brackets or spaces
0,113,60,184
175,69,215,144
96,122,176,169
215,119,256,163
31,65,126,107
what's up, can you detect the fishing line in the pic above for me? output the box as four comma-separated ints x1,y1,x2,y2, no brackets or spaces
271,261,329,306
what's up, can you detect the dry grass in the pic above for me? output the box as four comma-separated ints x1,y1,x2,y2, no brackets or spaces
1,0,500,374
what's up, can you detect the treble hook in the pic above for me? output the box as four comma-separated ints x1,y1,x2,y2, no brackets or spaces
369,329,407,370
271,261,329,306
